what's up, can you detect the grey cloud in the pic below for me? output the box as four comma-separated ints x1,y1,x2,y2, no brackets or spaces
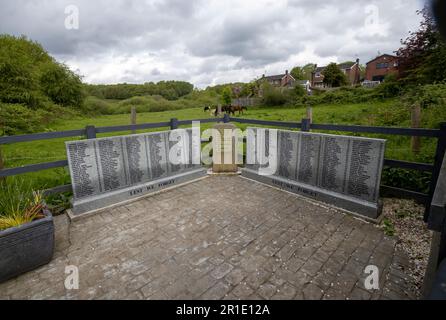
0,0,424,86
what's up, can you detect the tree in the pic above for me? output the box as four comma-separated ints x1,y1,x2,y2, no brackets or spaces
302,63,316,80
290,63,316,81
322,63,348,87
290,67,304,80
221,86,232,105
396,6,446,85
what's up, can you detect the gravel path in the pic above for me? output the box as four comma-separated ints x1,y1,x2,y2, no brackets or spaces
381,198,432,296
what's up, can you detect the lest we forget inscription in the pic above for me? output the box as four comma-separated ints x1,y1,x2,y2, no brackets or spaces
242,128,386,220
66,129,205,216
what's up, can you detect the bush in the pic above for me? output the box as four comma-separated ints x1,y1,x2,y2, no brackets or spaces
81,96,114,115
0,103,49,135
262,84,287,106
0,35,85,110
373,74,402,99
382,168,431,194
39,62,84,108
0,178,45,231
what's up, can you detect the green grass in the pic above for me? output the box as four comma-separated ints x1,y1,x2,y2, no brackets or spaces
1,98,442,191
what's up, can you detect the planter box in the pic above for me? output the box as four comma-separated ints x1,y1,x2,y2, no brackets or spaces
0,208,54,283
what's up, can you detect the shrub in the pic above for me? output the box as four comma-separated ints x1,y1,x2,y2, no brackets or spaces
0,179,45,231
382,168,431,194
81,96,114,115
262,83,287,106
0,35,85,110
39,62,84,108
0,103,49,135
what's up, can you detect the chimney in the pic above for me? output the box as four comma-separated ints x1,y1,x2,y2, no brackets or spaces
356,58,360,64
285,70,289,75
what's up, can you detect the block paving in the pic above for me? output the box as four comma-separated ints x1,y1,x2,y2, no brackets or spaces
0,176,418,300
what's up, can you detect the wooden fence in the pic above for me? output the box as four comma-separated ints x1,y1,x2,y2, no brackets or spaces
0,114,445,221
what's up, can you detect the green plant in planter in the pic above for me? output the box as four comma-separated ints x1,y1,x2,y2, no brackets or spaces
0,179,44,231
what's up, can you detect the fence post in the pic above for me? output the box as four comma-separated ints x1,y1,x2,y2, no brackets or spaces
411,104,421,154
301,118,311,132
85,125,97,139
223,113,230,123
170,118,179,130
425,122,446,221
0,147,5,184
306,107,313,124
130,106,137,134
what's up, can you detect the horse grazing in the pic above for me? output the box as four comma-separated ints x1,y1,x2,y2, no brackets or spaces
223,105,247,116
222,105,237,115
232,106,247,115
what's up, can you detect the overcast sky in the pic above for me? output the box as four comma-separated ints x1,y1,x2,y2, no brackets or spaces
0,0,426,88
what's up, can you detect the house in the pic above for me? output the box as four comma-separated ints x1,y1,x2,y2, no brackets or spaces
261,70,296,88
310,59,361,88
365,54,399,82
296,79,311,93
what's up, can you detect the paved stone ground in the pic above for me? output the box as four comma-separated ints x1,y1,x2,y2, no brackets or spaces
0,176,418,300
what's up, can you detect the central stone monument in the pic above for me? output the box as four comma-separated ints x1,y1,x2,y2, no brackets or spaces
65,129,206,218
211,123,239,174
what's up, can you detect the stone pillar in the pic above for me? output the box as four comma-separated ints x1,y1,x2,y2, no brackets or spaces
212,123,238,174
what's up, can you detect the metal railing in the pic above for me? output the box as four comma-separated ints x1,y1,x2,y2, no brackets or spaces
0,114,445,221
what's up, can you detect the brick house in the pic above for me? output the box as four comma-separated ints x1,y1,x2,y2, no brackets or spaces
311,59,361,88
365,54,399,82
261,70,296,88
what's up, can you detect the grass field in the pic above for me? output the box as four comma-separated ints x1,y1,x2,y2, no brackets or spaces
1,98,442,191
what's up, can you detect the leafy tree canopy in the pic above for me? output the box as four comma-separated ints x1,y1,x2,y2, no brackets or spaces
0,34,84,109
396,6,446,85
322,63,348,87
290,63,315,81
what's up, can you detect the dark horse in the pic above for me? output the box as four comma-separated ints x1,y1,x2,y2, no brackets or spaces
232,106,247,115
223,105,247,116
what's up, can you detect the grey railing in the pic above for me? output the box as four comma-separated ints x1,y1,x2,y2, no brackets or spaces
425,154,446,299
1,115,445,220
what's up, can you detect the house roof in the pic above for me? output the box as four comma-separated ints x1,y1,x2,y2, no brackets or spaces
314,61,357,74
366,54,398,65
338,62,356,70
264,74,286,81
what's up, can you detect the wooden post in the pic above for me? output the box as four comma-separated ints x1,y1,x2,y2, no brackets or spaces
411,104,421,154
0,146,5,184
85,125,97,139
130,106,137,134
306,107,313,124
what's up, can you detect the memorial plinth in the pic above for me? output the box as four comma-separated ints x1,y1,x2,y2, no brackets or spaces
212,123,239,174
242,127,386,221
66,129,206,218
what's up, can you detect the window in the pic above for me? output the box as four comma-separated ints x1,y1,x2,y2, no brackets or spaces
315,72,321,77
376,62,389,69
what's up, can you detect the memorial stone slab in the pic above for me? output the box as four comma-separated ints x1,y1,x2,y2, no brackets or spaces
212,123,239,173
242,127,386,220
66,129,205,217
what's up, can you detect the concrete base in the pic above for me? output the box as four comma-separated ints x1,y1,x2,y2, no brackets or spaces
241,168,383,222
207,168,241,176
68,168,207,220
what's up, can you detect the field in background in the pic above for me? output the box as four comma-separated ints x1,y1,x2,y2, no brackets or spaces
1,98,440,191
